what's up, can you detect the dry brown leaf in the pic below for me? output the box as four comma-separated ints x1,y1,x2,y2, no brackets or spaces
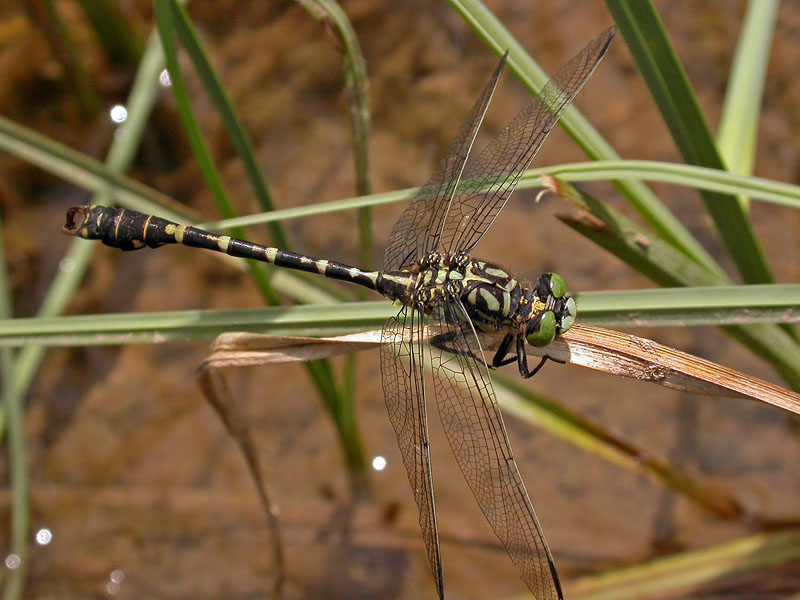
200,325,800,414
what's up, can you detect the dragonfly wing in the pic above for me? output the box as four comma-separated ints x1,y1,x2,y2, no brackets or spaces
382,55,506,271
380,306,443,598
429,299,563,600
439,27,616,256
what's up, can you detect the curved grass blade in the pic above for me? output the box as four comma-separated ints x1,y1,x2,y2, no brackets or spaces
197,368,285,599
5,116,800,236
605,0,774,286
0,114,195,224
447,0,724,278
152,0,277,306
525,161,800,210
165,1,354,305
577,284,800,328
551,177,800,388
0,14,180,600
205,158,800,231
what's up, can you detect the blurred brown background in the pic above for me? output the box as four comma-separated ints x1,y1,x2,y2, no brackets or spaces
1,0,799,598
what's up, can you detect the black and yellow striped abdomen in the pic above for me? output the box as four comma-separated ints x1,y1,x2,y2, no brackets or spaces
64,205,385,291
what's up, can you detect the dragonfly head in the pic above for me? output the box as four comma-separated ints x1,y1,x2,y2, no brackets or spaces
525,273,576,347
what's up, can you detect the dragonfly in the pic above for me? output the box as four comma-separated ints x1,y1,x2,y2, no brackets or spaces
63,27,614,600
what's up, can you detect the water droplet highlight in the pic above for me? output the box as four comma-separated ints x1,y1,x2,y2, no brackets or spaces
109,104,127,124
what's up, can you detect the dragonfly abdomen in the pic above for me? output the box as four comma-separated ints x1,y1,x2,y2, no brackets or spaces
63,205,383,291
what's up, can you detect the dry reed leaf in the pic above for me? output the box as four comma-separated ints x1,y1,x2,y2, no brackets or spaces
200,325,800,414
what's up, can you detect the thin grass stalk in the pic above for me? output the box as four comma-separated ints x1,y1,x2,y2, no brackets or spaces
0,27,175,598
75,0,144,66
22,0,101,118
4,124,800,232
294,0,374,406
295,0,373,263
0,224,28,600
158,2,351,301
0,365,27,600
154,0,368,488
152,1,280,305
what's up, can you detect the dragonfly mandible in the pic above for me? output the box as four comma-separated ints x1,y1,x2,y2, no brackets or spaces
63,27,615,599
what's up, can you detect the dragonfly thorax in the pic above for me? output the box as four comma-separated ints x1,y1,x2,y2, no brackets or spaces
377,252,576,347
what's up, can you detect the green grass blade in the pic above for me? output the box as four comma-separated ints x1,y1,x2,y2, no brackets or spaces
0,37,189,597
0,223,29,600
0,221,11,326
3,138,794,236
605,0,774,286
291,0,375,403
528,161,800,209
0,13,172,600
155,1,345,304
578,284,800,328
717,0,778,179
0,367,28,600
205,159,800,230
4,288,799,347
447,0,724,278
0,23,171,417
166,0,289,249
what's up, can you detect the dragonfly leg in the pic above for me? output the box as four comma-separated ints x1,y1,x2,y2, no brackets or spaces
430,330,484,363
516,335,549,379
490,333,516,369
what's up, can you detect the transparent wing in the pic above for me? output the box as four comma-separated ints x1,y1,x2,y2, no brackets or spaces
382,55,506,271
429,299,563,600
439,27,616,256
380,306,443,599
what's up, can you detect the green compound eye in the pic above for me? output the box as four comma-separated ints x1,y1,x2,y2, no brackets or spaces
526,311,556,347
547,273,567,299
559,296,577,333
